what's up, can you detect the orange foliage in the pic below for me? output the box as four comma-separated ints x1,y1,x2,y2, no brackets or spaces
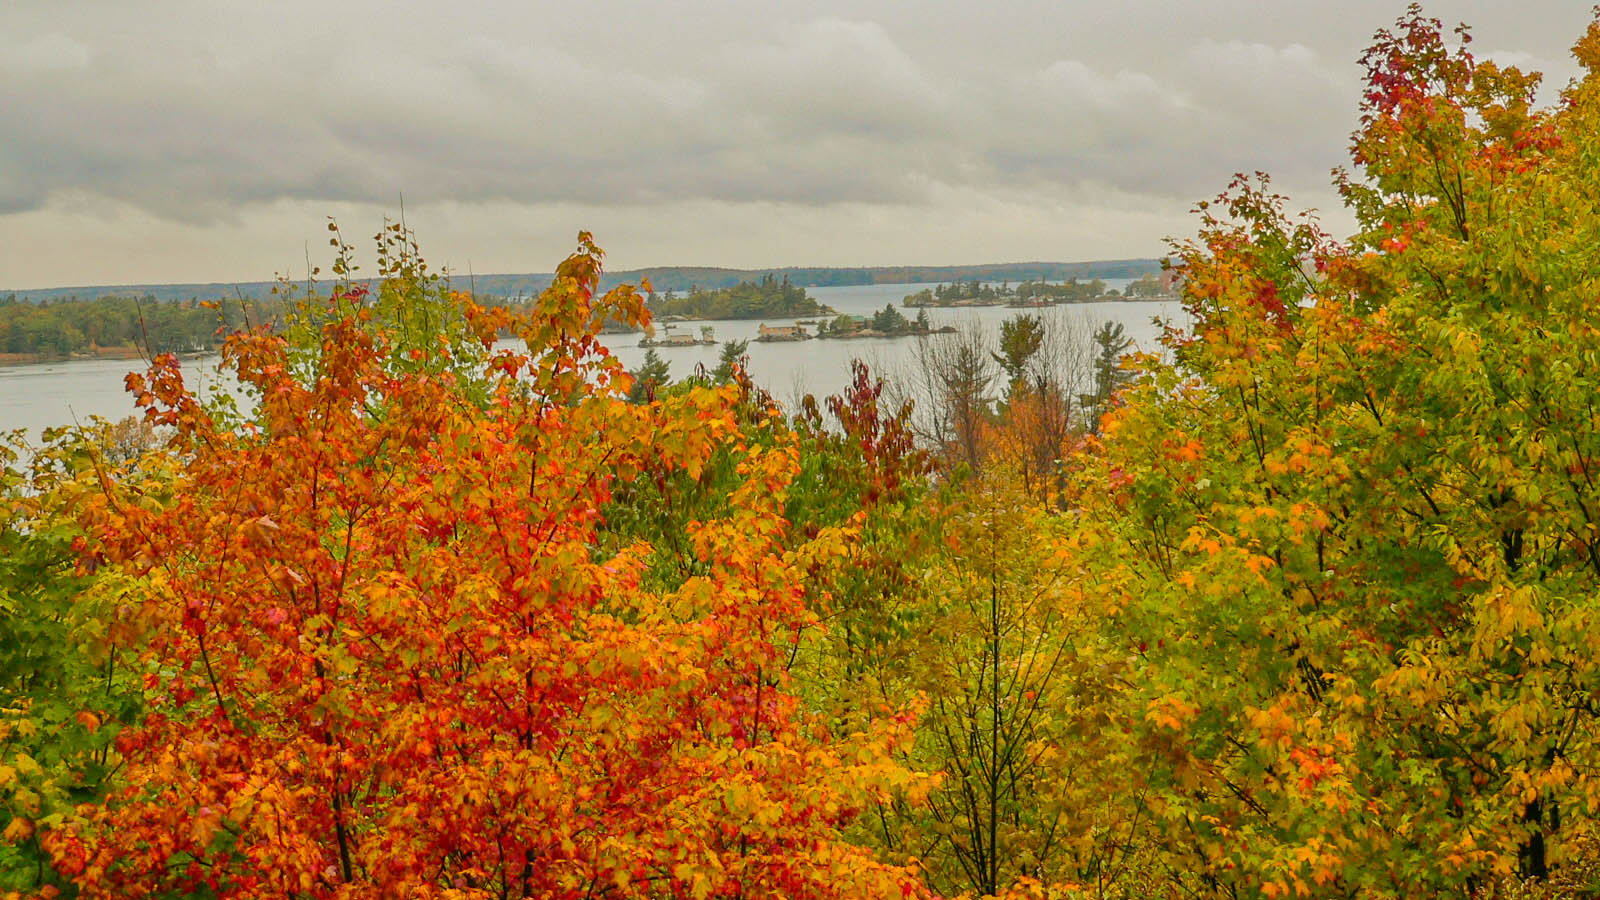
980,384,1081,507
50,236,928,899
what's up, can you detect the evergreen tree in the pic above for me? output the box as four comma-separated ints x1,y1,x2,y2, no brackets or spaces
628,348,671,402
1080,321,1133,432
711,339,749,383
992,313,1045,393
870,304,910,333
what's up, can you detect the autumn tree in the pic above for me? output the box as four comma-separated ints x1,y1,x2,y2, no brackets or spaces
1071,8,1600,897
47,234,930,900
791,359,940,701
893,472,1129,897
976,314,1096,505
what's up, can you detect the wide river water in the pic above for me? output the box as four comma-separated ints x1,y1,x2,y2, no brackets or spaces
1,280,1186,442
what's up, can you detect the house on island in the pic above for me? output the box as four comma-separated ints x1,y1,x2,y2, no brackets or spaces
640,325,716,348
756,323,811,342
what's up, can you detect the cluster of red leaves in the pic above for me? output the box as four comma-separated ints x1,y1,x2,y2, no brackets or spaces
820,360,930,507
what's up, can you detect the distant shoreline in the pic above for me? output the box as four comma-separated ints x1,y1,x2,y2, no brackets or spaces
0,346,217,369
4,259,1163,304
0,346,150,368
905,294,1179,309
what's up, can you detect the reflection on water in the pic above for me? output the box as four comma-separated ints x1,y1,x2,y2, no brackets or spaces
1,280,1188,442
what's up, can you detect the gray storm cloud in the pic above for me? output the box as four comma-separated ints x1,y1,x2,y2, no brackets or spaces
0,0,1589,287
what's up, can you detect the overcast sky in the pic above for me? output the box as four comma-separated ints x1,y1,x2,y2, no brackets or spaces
1,1,1591,290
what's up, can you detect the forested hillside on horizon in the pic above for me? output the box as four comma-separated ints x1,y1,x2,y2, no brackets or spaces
4,259,1162,305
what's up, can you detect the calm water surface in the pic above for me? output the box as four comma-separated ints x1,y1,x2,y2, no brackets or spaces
1,280,1186,442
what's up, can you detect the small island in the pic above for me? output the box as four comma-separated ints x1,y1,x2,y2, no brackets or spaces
815,305,956,340
648,274,830,320
902,280,1014,308
1008,278,1110,306
902,273,1176,309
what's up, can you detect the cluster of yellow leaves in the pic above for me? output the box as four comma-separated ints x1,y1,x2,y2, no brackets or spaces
1043,11,1600,898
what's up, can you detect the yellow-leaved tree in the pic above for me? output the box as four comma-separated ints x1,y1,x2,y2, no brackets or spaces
1066,8,1600,898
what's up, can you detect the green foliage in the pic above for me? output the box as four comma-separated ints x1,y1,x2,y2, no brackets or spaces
882,476,1093,896
278,221,499,401
872,304,912,334
816,309,937,338
0,430,142,893
993,314,1045,392
823,314,862,336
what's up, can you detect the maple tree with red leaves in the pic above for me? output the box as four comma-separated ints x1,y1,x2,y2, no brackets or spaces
46,234,931,899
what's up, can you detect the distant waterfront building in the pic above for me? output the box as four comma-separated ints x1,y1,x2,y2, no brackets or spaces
639,323,716,348
756,323,810,342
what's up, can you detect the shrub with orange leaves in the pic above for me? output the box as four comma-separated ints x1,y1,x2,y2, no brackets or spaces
49,234,930,899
